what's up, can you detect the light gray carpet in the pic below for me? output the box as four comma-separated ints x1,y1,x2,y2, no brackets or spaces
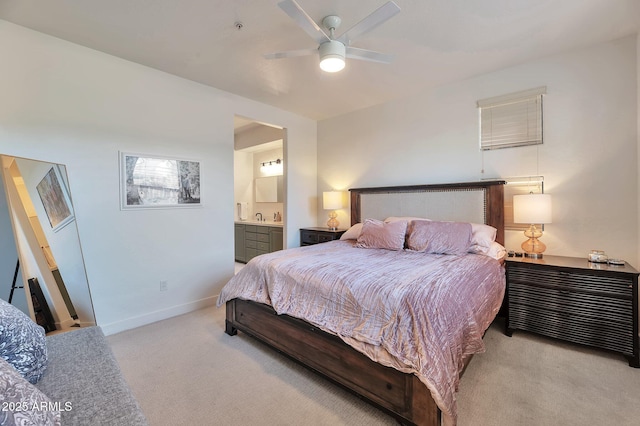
108,307,640,425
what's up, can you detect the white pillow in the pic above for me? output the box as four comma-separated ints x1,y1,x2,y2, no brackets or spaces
471,241,507,260
384,216,430,224
470,223,497,248
340,223,363,240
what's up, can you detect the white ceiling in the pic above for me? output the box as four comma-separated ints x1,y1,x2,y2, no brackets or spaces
1,0,638,121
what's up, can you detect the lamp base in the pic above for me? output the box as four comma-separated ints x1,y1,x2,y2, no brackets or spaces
327,211,339,231
521,225,546,259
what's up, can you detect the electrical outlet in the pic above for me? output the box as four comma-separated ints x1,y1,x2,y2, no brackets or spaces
159,280,168,291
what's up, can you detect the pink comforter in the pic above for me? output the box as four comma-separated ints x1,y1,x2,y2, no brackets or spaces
217,240,505,421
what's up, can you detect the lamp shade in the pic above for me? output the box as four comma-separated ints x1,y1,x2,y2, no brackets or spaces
513,193,552,224
323,191,344,210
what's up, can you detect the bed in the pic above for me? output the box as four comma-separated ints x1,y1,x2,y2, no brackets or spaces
219,180,506,425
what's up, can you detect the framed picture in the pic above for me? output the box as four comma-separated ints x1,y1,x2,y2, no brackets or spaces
119,152,201,210
36,166,75,232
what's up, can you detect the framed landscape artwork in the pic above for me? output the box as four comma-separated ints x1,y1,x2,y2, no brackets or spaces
36,166,75,232
120,152,201,210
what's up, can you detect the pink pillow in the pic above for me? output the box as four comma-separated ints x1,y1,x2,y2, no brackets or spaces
355,219,408,251
340,223,363,240
406,220,472,255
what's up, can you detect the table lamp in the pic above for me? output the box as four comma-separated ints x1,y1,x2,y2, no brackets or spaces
513,193,552,259
322,191,344,230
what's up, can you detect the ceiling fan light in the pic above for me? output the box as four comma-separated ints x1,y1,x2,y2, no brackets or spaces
319,40,346,72
320,56,345,72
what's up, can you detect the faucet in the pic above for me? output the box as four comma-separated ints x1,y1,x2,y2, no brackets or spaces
255,212,262,222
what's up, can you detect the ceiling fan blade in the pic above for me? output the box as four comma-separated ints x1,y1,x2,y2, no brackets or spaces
264,48,317,60
337,1,400,46
278,0,330,45
345,46,394,64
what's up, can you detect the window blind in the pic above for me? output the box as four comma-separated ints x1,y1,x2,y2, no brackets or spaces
478,86,546,150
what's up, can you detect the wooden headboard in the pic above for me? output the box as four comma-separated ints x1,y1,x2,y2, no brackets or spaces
350,181,506,245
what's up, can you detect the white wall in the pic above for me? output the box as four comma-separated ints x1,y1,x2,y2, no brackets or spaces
0,20,317,334
319,36,638,269
234,150,254,220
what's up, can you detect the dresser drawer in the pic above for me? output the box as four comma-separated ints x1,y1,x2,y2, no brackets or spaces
256,233,270,243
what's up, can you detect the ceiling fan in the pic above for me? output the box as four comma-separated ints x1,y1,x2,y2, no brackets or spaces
265,0,401,73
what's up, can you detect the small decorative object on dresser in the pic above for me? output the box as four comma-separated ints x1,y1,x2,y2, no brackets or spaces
300,227,346,246
505,255,639,367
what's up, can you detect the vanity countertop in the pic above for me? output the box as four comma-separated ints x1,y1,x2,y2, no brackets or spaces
235,220,283,228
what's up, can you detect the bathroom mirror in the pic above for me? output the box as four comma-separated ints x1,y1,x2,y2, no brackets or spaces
0,155,95,332
255,176,283,203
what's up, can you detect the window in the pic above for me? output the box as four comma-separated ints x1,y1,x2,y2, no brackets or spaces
478,86,546,150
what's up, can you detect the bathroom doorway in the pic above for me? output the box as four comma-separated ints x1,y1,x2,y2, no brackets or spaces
233,116,286,267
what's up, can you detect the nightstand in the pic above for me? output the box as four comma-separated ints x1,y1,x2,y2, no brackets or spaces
505,255,639,367
300,227,346,246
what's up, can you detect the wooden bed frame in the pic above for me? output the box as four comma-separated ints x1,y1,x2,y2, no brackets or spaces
225,180,505,425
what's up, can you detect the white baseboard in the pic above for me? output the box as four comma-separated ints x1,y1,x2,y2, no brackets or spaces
100,296,218,336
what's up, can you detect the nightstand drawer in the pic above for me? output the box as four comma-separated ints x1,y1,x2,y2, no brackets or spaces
508,305,634,355
318,234,335,243
508,265,633,297
301,230,319,245
509,283,632,325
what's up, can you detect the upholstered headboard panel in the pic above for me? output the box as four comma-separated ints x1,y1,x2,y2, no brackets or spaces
350,181,506,245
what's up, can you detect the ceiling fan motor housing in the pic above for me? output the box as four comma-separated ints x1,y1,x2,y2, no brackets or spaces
322,15,342,32
319,40,346,72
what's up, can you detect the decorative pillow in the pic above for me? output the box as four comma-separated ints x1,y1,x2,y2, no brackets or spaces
0,298,48,384
355,219,408,251
406,220,472,255
339,223,363,240
0,357,61,426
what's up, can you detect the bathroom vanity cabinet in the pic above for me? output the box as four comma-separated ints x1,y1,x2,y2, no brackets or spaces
235,223,283,263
